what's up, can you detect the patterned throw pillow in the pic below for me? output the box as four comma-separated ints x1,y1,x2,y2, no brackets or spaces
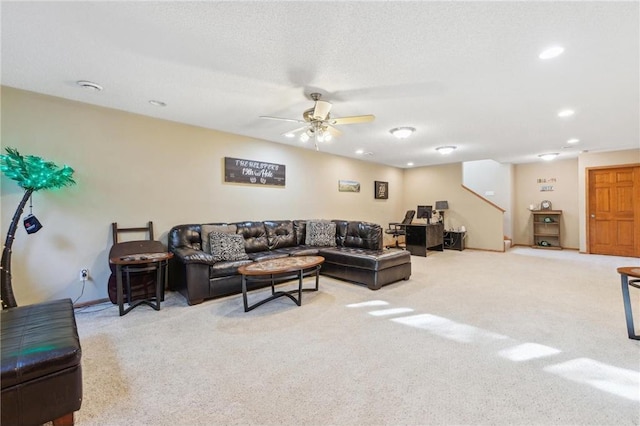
305,221,337,247
201,224,237,254
209,232,249,262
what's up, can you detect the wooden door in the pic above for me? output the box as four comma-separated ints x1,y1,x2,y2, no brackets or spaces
588,166,640,257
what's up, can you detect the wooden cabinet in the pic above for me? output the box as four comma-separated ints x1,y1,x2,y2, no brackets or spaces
531,210,562,250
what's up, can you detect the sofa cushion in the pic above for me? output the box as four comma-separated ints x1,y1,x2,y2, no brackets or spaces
319,247,410,271
247,251,289,262
209,259,253,278
333,220,348,247
344,221,383,250
305,221,337,247
293,220,307,245
272,246,320,257
264,220,296,249
209,232,250,262
235,221,269,253
201,224,236,254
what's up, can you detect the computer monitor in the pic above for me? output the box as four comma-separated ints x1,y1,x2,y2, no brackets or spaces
417,205,432,222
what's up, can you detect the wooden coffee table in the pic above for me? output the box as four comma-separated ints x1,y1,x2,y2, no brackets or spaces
237,255,324,312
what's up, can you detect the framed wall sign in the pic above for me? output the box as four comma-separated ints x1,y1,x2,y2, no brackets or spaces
224,157,285,186
375,181,388,199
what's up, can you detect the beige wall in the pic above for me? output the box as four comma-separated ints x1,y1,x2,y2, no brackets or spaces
513,159,580,249
0,87,404,305
6,87,632,306
402,163,504,251
578,149,640,252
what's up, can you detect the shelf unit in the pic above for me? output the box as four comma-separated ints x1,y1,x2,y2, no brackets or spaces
531,210,562,250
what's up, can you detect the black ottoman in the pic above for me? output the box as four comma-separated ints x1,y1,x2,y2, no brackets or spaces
319,247,412,290
1,298,83,426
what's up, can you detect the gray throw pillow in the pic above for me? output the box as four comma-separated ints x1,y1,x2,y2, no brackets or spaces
305,221,337,247
201,224,237,254
209,232,249,262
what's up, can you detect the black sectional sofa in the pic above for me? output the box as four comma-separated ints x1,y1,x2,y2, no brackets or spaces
168,219,412,305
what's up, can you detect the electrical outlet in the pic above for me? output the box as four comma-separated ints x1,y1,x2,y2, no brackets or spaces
80,268,89,281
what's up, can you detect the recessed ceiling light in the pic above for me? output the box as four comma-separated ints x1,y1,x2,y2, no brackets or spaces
148,100,166,107
355,149,364,155
567,138,580,144
390,127,416,139
435,146,457,155
76,80,103,91
557,109,575,118
538,153,559,161
539,46,565,60
407,162,414,167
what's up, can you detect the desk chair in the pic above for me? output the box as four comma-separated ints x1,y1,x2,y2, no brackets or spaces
107,222,164,304
385,210,415,249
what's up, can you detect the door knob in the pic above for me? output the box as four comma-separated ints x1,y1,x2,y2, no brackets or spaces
590,214,596,218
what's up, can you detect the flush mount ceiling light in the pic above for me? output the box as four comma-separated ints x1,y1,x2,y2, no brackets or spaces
567,138,580,144
539,46,565,60
557,109,575,118
148,100,166,107
538,153,559,161
435,146,457,155
406,162,414,167
390,127,415,139
355,149,364,155
76,80,103,91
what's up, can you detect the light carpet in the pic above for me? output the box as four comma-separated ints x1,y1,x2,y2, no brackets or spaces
71,247,640,425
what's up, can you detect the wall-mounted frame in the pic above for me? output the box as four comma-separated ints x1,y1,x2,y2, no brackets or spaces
224,157,285,186
338,180,360,192
375,181,388,199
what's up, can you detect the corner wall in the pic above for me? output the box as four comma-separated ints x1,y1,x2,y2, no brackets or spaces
402,163,504,251
513,159,579,249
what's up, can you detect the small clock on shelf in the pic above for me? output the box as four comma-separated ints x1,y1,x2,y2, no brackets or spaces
540,200,552,210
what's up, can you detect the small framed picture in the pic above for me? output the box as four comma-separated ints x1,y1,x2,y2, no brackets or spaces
375,181,388,199
338,180,361,192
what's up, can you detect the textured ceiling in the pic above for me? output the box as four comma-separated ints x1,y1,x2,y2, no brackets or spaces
2,1,638,167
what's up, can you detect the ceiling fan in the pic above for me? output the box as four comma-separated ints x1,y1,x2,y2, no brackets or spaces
260,93,375,151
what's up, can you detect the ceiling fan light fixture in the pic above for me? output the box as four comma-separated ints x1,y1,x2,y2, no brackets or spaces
390,127,415,139
436,145,456,155
538,153,559,161
300,133,310,143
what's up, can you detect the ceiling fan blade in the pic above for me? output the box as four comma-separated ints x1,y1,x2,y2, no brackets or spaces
329,114,375,125
325,125,342,137
312,100,332,120
281,126,308,136
259,116,306,124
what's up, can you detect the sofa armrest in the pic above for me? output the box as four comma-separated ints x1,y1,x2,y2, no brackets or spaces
172,247,217,265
